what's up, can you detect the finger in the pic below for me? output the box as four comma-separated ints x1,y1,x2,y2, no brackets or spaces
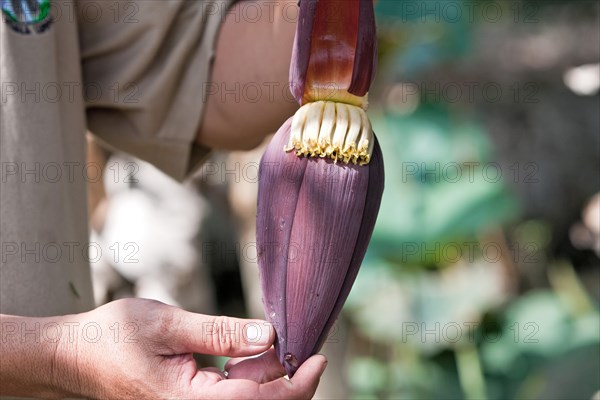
199,354,328,400
170,309,274,357
202,367,228,381
224,347,278,369
193,367,228,386
225,348,286,383
267,354,328,399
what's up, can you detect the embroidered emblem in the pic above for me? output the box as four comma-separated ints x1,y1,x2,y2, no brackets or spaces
2,0,52,34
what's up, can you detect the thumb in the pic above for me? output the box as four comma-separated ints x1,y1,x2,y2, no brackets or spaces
170,309,275,357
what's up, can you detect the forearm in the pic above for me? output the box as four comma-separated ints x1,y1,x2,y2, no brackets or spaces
197,0,299,151
0,314,78,398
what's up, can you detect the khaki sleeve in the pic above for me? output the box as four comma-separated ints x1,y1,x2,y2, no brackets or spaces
1,0,94,316
78,0,236,181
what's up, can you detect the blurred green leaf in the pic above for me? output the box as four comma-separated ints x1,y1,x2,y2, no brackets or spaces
348,357,389,395
481,290,600,375
367,112,518,264
346,261,508,352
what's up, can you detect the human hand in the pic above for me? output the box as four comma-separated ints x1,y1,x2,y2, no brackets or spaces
54,298,327,399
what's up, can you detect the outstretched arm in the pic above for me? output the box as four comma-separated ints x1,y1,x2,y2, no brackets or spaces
0,299,326,399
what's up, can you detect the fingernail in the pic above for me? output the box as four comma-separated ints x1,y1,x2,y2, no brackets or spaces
244,321,273,346
320,356,328,372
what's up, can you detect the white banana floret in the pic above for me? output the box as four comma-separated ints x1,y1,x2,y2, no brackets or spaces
343,105,363,163
286,101,374,165
331,103,350,158
357,109,373,165
303,101,325,156
318,102,336,157
286,104,310,153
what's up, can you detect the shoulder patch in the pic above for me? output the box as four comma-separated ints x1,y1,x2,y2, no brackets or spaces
2,0,52,34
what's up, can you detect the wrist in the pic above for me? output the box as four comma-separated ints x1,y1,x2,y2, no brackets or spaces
0,314,77,398
51,311,93,398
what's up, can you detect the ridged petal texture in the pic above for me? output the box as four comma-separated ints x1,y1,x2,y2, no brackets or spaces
257,118,307,358
349,0,378,96
257,118,384,377
289,0,378,105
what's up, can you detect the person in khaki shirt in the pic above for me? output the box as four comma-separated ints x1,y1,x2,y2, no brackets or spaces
0,0,327,398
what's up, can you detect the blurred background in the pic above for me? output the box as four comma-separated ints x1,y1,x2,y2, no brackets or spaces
86,1,600,399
